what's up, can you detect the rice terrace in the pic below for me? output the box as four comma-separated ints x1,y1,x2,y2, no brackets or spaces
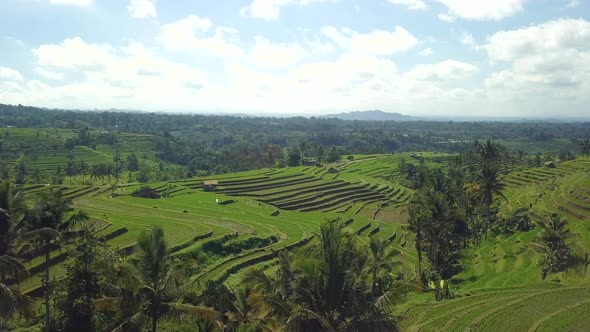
3,1,590,330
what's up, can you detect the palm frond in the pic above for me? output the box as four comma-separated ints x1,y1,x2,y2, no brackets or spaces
162,302,220,323
0,255,26,279
110,310,147,332
59,210,89,231
375,279,422,314
17,228,62,244
286,304,337,332
242,268,279,295
94,297,121,313
0,283,17,318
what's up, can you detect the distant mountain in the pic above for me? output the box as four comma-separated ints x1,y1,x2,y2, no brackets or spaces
321,110,416,121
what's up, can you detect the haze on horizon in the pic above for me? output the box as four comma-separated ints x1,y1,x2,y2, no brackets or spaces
0,0,589,118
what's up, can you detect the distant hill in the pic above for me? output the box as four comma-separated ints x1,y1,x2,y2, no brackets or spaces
321,110,415,121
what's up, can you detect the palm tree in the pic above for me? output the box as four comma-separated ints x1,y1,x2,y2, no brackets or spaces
536,214,572,278
0,182,31,327
538,214,571,251
420,191,457,274
475,139,501,165
408,199,426,278
0,182,24,257
578,138,590,156
0,256,27,329
243,221,407,331
97,226,218,332
0,209,28,329
468,165,507,239
21,190,88,332
368,236,398,297
79,160,88,182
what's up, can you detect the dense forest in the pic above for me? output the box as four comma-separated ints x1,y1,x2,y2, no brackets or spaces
1,103,588,176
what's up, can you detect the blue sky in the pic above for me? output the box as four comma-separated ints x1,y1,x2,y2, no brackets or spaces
0,0,589,117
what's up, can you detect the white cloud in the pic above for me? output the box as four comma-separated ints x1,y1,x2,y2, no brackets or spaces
567,0,580,8
35,67,64,80
419,48,433,56
3,34,487,116
158,15,242,57
240,0,331,20
460,33,476,47
438,13,456,22
47,0,93,6
127,0,156,18
435,0,526,21
387,0,427,10
248,37,310,69
33,37,116,68
483,19,590,108
0,67,24,81
322,26,419,56
7,38,215,110
403,60,478,82
485,19,590,62
240,0,291,20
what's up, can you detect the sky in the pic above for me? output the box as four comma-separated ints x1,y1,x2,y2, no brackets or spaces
0,0,589,117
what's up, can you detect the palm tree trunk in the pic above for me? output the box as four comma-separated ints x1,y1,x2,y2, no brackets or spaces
152,315,157,332
416,234,422,278
417,246,422,278
485,203,491,240
44,247,50,332
372,267,378,296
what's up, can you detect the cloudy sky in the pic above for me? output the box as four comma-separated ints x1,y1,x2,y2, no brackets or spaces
0,0,589,117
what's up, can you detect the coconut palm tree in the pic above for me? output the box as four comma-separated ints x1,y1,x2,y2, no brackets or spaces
243,221,407,332
20,190,88,332
578,138,590,156
538,214,572,251
420,191,457,274
96,226,218,332
0,182,31,327
468,164,507,239
0,256,27,330
408,199,426,278
0,208,29,329
368,236,399,297
535,214,573,279
475,139,501,165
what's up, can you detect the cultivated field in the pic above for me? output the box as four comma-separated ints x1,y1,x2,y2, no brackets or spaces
12,153,590,331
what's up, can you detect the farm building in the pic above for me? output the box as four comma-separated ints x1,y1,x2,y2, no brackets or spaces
303,159,318,166
327,167,339,174
203,180,219,191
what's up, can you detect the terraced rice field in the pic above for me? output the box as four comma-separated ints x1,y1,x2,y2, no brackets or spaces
399,157,590,330
191,160,417,222
0,128,157,174
17,164,413,294
401,285,590,332
15,155,590,330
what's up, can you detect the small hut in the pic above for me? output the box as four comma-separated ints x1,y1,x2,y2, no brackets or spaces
132,187,161,199
327,167,339,174
203,180,219,191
